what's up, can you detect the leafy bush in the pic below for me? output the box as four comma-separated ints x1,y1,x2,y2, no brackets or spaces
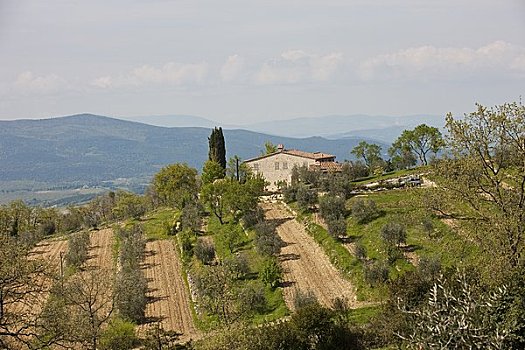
115,224,147,323
39,220,56,236
115,267,147,323
254,222,284,256
260,258,282,289
238,283,267,316
326,217,347,239
117,225,146,269
65,230,90,269
380,222,407,249
100,317,137,350
194,238,215,265
351,199,379,224
319,195,347,221
364,261,389,286
241,206,264,228
224,253,250,279
293,289,318,310
181,200,203,233
354,241,367,261
282,184,297,203
179,229,194,262
296,184,318,211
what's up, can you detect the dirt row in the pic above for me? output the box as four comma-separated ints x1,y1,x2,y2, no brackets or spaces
262,202,358,311
141,239,199,342
87,228,114,270
31,237,69,270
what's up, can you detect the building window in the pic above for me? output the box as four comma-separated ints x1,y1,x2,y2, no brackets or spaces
253,163,259,171
275,162,280,170
282,162,288,170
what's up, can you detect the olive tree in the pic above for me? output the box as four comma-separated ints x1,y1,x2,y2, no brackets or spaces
431,102,525,274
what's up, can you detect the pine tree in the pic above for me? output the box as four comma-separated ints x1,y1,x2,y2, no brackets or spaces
208,127,226,170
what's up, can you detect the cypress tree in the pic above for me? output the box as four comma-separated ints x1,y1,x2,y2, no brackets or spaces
208,127,226,170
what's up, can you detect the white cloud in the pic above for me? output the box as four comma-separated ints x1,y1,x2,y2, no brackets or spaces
13,71,67,94
359,41,525,81
91,61,208,88
220,55,245,82
91,76,113,88
255,50,344,85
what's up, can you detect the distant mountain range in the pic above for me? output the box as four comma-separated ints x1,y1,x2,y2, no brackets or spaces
121,114,445,142
0,114,387,194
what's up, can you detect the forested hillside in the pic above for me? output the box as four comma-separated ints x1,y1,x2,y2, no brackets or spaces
0,114,385,201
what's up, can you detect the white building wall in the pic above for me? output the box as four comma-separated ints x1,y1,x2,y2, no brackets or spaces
246,153,317,191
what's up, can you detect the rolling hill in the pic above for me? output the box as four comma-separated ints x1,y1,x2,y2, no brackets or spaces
0,114,387,203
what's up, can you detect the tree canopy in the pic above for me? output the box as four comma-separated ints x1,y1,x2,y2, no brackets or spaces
152,163,198,209
390,124,444,166
208,127,226,170
351,141,383,170
201,160,226,185
429,102,525,274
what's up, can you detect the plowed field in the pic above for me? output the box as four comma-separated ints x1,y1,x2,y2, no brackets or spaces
262,202,358,311
141,239,198,342
31,237,68,269
87,228,113,270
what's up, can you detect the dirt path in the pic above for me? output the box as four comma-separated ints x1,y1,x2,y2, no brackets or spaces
262,202,358,311
141,239,198,342
87,228,114,270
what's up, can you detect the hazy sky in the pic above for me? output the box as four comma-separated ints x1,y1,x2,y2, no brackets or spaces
1,0,524,124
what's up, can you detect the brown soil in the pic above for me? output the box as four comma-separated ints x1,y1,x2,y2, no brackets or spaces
86,228,114,270
31,237,68,270
141,239,198,342
262,202,358,311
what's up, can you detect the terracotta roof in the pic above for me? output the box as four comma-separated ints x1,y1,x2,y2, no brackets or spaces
284,149,335,160
310,161,343,172
243,147,336,163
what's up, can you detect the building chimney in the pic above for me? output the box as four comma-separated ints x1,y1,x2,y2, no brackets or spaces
277,144,284,152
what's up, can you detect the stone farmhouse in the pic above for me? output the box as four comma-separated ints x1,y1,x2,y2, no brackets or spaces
244,144,342,191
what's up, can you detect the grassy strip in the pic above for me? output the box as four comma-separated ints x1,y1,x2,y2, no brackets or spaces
129,207,178,240
205,215,289,325
173,234,205,332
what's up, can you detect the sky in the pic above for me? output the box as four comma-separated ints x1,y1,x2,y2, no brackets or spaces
0,0,524,124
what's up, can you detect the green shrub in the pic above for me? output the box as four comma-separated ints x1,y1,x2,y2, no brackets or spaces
354,241,367,261
194,238,215,265
364,261,389,286
381,222,406,248
351,199,379,224
319,195,346,221
293,289,318,310
99,317,137,350
296,184,318,211
65,230,90,269
254,222,284,256
326,217,347,239
282,184,297,203
260,258,282,289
